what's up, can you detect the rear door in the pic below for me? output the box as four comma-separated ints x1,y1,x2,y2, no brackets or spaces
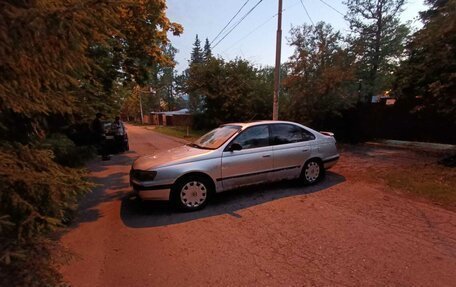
270,124,316,181
221,125,273,190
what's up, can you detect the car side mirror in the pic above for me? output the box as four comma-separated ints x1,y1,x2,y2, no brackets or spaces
229,143,242,152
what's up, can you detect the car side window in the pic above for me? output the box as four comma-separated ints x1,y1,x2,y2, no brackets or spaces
271,124,315,145
233,125,270,150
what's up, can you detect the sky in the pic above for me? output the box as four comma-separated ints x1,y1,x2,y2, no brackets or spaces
166,0,427,72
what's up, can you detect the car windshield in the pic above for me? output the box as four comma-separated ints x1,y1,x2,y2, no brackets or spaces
190,125,241,150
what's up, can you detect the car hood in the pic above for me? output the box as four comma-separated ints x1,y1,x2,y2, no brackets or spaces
132,145,214,170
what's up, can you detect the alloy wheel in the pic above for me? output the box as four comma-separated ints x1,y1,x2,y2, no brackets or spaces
180,181,207,208
305,161,320,183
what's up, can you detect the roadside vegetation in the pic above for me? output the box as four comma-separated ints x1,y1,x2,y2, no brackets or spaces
0,1,181,286
380,165,456,208
124,0,454,143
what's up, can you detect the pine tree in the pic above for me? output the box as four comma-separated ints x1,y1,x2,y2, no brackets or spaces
190,35,204,64
203,38,213,61
344,0,409,101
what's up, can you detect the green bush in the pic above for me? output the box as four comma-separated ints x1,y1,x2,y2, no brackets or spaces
0,144,92,286
41,134,96,167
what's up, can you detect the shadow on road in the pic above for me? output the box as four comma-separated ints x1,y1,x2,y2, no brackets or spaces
68,152,136,229
120,171,346,228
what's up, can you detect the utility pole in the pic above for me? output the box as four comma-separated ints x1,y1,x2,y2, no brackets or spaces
135,85,144,124
273,0,283,121
139,93,144,124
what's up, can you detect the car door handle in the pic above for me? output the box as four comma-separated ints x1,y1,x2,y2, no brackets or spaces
263,155,271,158
302,149,308,152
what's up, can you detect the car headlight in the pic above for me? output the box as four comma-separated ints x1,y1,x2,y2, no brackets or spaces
130,170,157,181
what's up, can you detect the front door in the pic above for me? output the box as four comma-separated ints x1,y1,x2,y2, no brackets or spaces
221,125,272,191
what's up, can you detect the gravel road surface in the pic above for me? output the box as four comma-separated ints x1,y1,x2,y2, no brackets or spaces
60,124,456,286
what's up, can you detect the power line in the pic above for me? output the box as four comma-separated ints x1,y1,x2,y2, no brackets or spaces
210,0,251,46
299,0,314,25
318,0,344,17
223,1,301,53
224,14,276,53
212,0,264,49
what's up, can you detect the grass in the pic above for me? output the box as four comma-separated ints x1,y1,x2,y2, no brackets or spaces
149,126,207,141
371,164,456,208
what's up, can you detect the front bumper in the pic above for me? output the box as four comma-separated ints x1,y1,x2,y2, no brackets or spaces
131,181,172,201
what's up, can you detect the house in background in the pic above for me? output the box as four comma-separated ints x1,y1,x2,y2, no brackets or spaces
145,108,192,127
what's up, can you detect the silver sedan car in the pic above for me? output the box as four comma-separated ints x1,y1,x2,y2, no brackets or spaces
130,121,339,211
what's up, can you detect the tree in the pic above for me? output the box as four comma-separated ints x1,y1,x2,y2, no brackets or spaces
282,22,356,124
0,0,183,141
190,35,204,64
394,0,456,122
0,1,182,285
344,0,409,100
186,57,273,127
187,35,205,112
203,38,213,61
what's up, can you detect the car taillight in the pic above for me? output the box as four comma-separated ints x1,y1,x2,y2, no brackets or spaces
320,131,334,137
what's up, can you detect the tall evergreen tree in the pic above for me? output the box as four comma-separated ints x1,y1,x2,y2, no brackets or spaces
203,38,213,61
187,35,204,111
344,0,409,101
190,35,203,64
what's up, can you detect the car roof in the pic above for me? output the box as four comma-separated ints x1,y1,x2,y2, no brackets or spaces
223,120,304,129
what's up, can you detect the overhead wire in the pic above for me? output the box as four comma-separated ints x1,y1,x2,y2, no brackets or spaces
317,0,345,17
212,0,264,49
223,14,276,53
210,0,251,46
299,0,314,25
223,1,301,53
215,0,345,53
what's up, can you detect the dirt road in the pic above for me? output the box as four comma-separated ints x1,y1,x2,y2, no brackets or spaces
60,124,456,286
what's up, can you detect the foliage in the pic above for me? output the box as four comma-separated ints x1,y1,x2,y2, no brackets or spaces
154,45,186,112
203,38,213,62
393,0,456,123
0,0,182,139
41,134,96,167
121,43,187,118
282,22,357,125
186,57,273,128
344,0,409,99
366,161,456,208
0,238,67,287
187,35,205,112
190,34,204,64
0,1,182,285
0,144,92,284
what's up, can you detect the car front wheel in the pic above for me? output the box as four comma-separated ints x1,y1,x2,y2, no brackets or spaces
301,159,324,185
172,176,211,211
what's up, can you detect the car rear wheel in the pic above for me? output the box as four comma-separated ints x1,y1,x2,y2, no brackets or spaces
301,159,324,185
172,176,211,211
